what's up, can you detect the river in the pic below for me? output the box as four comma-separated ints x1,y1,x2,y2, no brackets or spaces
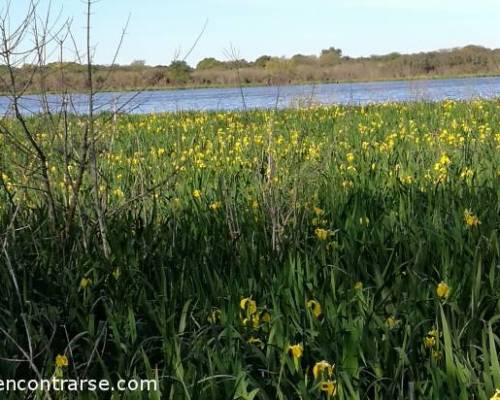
1,76,499,115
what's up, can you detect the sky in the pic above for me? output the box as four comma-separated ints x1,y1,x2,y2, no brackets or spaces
7,0,500,66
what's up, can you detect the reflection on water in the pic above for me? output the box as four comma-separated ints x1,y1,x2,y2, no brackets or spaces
1,76,499,115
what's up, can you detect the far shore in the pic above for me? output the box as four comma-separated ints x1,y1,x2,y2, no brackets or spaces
1,72,499,97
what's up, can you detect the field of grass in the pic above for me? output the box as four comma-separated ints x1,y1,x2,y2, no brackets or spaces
1,99,499,399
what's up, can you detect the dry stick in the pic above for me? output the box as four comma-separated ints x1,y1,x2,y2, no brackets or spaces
0,18,57,227
94,14,131,94
0,328,53,400
65,1,134,254
63,16,130,238
60,29,93,235
0,122,38,158
64,100,91,237
79,19,209,223
224,44,247,112
32,1,50,116
86,0,111,259
0,314,58,372
181,19,208,63
82,324,108,378
92,17,207,119
57,35,73,211
63,327,88,380
1,207,54,400
106,168,181,218
0,174,16,210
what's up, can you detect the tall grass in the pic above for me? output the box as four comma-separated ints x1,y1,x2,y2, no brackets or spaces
0,99,499,399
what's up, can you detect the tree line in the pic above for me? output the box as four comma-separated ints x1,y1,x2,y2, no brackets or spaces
1,45,499,93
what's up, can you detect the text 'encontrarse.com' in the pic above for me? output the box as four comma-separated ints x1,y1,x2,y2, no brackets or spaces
0,378,158,392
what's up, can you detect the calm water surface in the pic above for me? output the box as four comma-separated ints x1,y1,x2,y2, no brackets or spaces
2,76,499,115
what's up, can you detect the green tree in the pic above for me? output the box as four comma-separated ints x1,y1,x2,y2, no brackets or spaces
319,47,343,67
265,57,294,82
130,59,146,67
290,54,317,66
196,57,223,70
254,55,271,68
167,60,193,83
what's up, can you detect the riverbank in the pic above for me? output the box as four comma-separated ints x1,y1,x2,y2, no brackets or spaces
2,71,499,97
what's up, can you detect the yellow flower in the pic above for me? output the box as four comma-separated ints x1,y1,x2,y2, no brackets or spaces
313,360,334,379
315,228,329,241
192,189,202,199
401,175,413,185
490,389,500,400
386,316,398,329
424,335,436,349
424,329,438,349
55,354,69,368
112,267,121,280
436,281,450,299
346,152,355,163
208,309,222,324
251,312,260,327
209,201,222,211
306,299,322,318
359,216,370,226
247,336,264,349
312,217,327,226
438,153,451,167
460,167,474,180
288,344,303,359
320,380,337,397
313,206,324,216
464,209,480,227
354,281,363,290
261,311,271,323
112,188,124,199
240,297,257,315
432,350,443,361
79,277,92,290
342,180,353,189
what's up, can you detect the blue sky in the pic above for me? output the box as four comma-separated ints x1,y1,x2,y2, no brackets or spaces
9,0,500,66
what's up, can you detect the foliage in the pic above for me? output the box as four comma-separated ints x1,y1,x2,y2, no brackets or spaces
196,57,224,70
167,60,193,84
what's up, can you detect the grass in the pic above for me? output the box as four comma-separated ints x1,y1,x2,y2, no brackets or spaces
0,99,499,399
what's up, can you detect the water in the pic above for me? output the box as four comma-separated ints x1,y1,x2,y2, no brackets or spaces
1,76,499,115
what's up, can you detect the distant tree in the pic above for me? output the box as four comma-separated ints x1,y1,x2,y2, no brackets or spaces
46,62,86,73
386,52,402,60
225,59,250,69
130,60,146,67
420,54,437,73
265,57,294,82
460,46,489,67
290,54,317,66
321,47,342,57
319,47,343,67
167,60,193,83
254,55,271,68
148,68,166,85
196,57,223,70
